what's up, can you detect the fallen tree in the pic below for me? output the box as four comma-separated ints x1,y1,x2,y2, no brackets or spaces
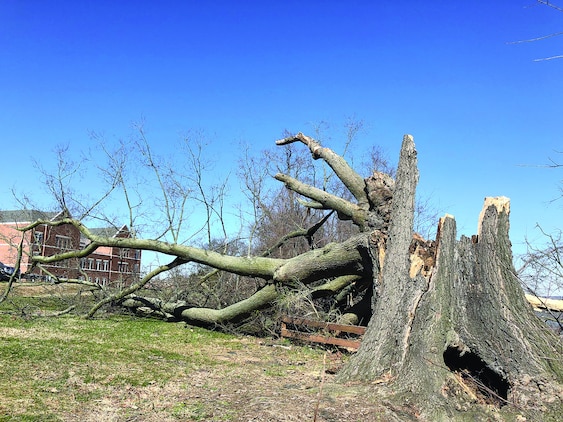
7,132,562,419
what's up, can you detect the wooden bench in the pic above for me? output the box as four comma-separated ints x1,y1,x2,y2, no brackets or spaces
280,315,366,350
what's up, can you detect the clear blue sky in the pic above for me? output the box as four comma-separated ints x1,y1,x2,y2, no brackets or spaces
1,1,562,260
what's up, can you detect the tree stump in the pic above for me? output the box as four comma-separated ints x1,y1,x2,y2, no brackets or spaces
338,136,563,419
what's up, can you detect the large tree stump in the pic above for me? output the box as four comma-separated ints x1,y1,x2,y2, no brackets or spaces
338,136,563,419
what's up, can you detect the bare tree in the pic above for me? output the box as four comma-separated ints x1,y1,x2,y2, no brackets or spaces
520,226,563,296
515,151,563,333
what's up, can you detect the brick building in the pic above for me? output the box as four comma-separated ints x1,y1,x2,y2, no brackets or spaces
0,210,141,286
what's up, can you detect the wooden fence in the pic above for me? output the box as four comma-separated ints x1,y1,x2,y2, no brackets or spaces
280,315,366,350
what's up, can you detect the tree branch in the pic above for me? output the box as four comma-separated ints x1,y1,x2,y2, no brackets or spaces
276,133,369,209
24,215,368,293
122,284,280,325
0,233,25,304
273,233,369,284
25,217,285,279
261,211,334,257
86,257,187,318
274,173,365,227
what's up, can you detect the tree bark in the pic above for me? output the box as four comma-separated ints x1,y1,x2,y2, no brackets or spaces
338,137,563,418
274,172,365,225
338,134,425,379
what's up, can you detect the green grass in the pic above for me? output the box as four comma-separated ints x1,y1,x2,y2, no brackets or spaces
0,310,332,420
1,282,98,315
0,284,337,420
2,288,560,421
0,313,242,420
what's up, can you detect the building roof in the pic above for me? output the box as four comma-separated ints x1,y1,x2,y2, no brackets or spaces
0,210,61,224
92,224,130,236
89,227,122,237
83,225,132,240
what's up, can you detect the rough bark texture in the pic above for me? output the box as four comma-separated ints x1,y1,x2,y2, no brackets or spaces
338,135,427,379
338,137,563,419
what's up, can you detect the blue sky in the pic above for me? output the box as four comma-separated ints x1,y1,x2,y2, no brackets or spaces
1,1,562,261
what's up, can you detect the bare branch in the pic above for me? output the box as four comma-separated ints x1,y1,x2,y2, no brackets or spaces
87,257,188,318
276,133,369,209
274,173,365,226
537,0,563,12
508,1,563,61
22,213,367,288
0,233,25,304
508,31,563,44
124,283,280,325
533,54,563,61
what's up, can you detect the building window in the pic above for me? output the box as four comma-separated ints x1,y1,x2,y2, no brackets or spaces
34,231,44,245
119,248,130,258
96,260,102,271
103,260,109,271
56,235,72,250
118,262,128,273
87,258,94,270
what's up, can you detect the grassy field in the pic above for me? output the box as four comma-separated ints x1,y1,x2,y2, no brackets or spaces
1,312,342,421
1,284,561,421
0,284,394,421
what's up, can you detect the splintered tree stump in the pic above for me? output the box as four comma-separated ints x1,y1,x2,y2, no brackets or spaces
338,134,562,418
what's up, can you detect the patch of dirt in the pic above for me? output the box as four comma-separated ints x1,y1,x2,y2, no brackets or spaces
11,282,87,297
60,340,403,422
